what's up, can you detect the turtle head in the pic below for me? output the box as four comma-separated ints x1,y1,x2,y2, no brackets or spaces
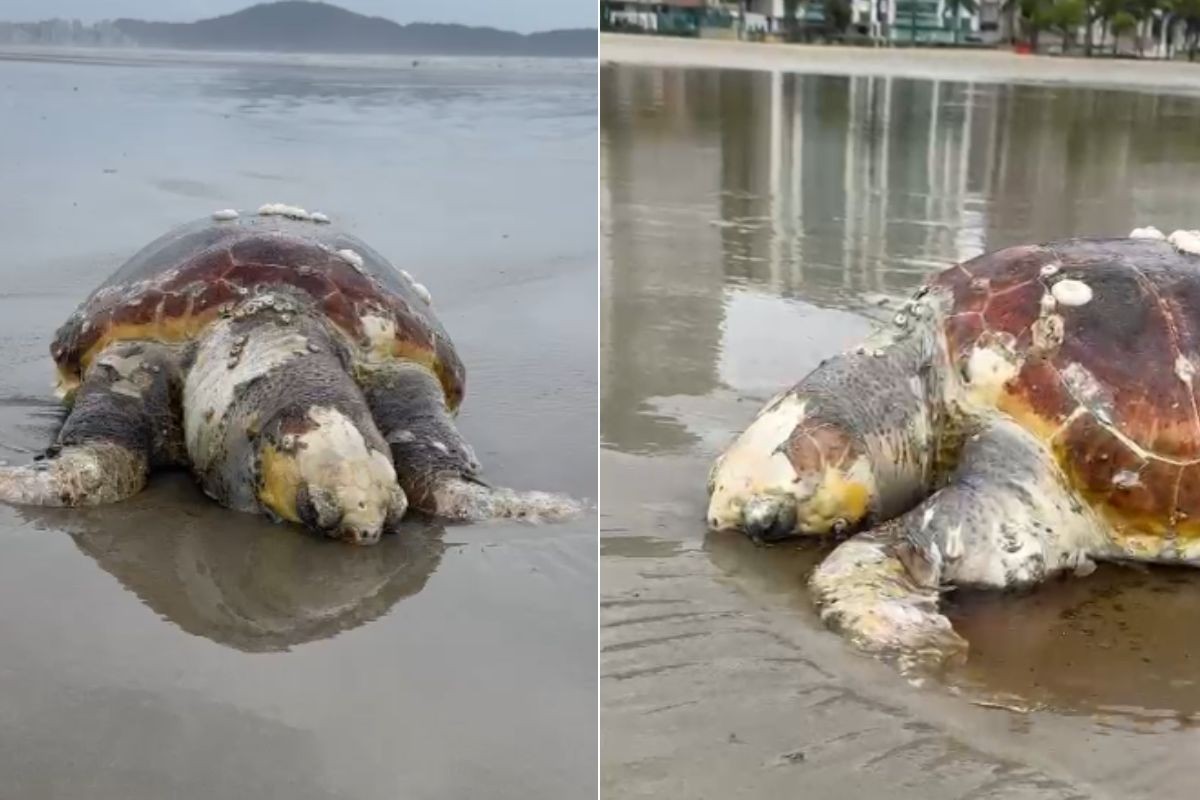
706,392,877,543
257,405,407,545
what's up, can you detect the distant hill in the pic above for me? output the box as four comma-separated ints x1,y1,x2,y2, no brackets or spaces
110,1,596,57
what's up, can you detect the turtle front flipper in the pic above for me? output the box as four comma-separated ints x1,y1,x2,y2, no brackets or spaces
811,417,1105,661
0,342,182,506
358,362,580,522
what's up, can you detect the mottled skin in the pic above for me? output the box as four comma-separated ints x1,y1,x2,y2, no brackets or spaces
0,212,576,544
708,235,1200,658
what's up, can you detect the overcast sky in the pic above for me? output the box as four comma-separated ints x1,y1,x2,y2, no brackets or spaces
0,1,596,33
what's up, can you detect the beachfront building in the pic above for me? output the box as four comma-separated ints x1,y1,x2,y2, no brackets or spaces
602,1,737,37
881,0,1001,44
604,0,1002,44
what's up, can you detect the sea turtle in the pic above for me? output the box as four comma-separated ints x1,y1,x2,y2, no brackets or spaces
706,226,1200,659
0,205,576,544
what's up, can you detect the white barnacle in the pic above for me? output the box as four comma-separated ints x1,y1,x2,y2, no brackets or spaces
392,430,416,444
399,269,415,283
1168,229,1200,255
211,209,239,221
1112,470,1142,490
965,344,1018,393
1051,279,1093,307
336,248,365,271
1130,225,1166,240
431,440,449,454
1039,262,1060,278
1039,292,1056,314
309,211,331,224
1176,353,1196,385
413,282,432,305
257,202,313,221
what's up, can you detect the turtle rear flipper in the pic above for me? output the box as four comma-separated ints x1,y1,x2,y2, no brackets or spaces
358,362,580,522
0,341,182,506
811,418,1104,661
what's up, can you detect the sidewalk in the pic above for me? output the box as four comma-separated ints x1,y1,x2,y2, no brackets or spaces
601,32,1200,96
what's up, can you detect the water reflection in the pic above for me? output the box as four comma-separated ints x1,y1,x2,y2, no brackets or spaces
601,65,1200,455
18,475,444,652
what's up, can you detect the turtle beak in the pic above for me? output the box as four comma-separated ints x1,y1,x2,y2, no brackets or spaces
741,496,798,544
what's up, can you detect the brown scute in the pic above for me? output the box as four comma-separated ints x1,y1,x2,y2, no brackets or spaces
1056,409,1179,531
932,264,988,316
1052,260,1200,458
980,278,1043,337
51,221,466,409
959,243,1049,291
786,423,855,474
923,236,1200,536
930,237,1200,466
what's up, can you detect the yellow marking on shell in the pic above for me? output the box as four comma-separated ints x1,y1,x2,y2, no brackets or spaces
72,311,222,378
258,444,302,523
993,393,1065,444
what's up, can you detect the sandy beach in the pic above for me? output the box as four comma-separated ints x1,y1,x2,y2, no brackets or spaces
601,54,1200,799
602,32,1200,95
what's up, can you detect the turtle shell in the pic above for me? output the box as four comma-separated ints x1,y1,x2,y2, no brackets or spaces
51,213,464,409
932,237,1200,551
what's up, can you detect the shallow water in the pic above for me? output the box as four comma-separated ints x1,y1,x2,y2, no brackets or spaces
0,49,596,799
601,63,1200,797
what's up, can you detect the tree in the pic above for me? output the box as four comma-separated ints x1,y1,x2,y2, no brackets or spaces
1093,0,1126,52
784,0,802,40
1081,0,1103,54
1050,0,1086,51
944,0,979,42
824,0,853,37
1125,0,1158,55
1110,9,1136,52
1178,0,1200,59
1020,0,1056,50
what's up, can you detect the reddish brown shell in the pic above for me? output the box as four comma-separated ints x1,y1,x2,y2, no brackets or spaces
51,214,464,409
932,237,1200,548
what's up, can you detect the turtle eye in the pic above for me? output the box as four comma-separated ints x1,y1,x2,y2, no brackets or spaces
831,518,849,535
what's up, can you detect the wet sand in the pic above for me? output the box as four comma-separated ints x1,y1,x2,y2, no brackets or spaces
601,63,1200,798
0,49,596,798
602,32,1200,97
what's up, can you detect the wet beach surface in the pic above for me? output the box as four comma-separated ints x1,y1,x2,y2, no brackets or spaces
0,50,596,799
601,64,1200,798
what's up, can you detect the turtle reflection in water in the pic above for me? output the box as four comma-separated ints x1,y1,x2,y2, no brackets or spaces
707,227,1200,660
0,206,578,544
23,478,443,651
